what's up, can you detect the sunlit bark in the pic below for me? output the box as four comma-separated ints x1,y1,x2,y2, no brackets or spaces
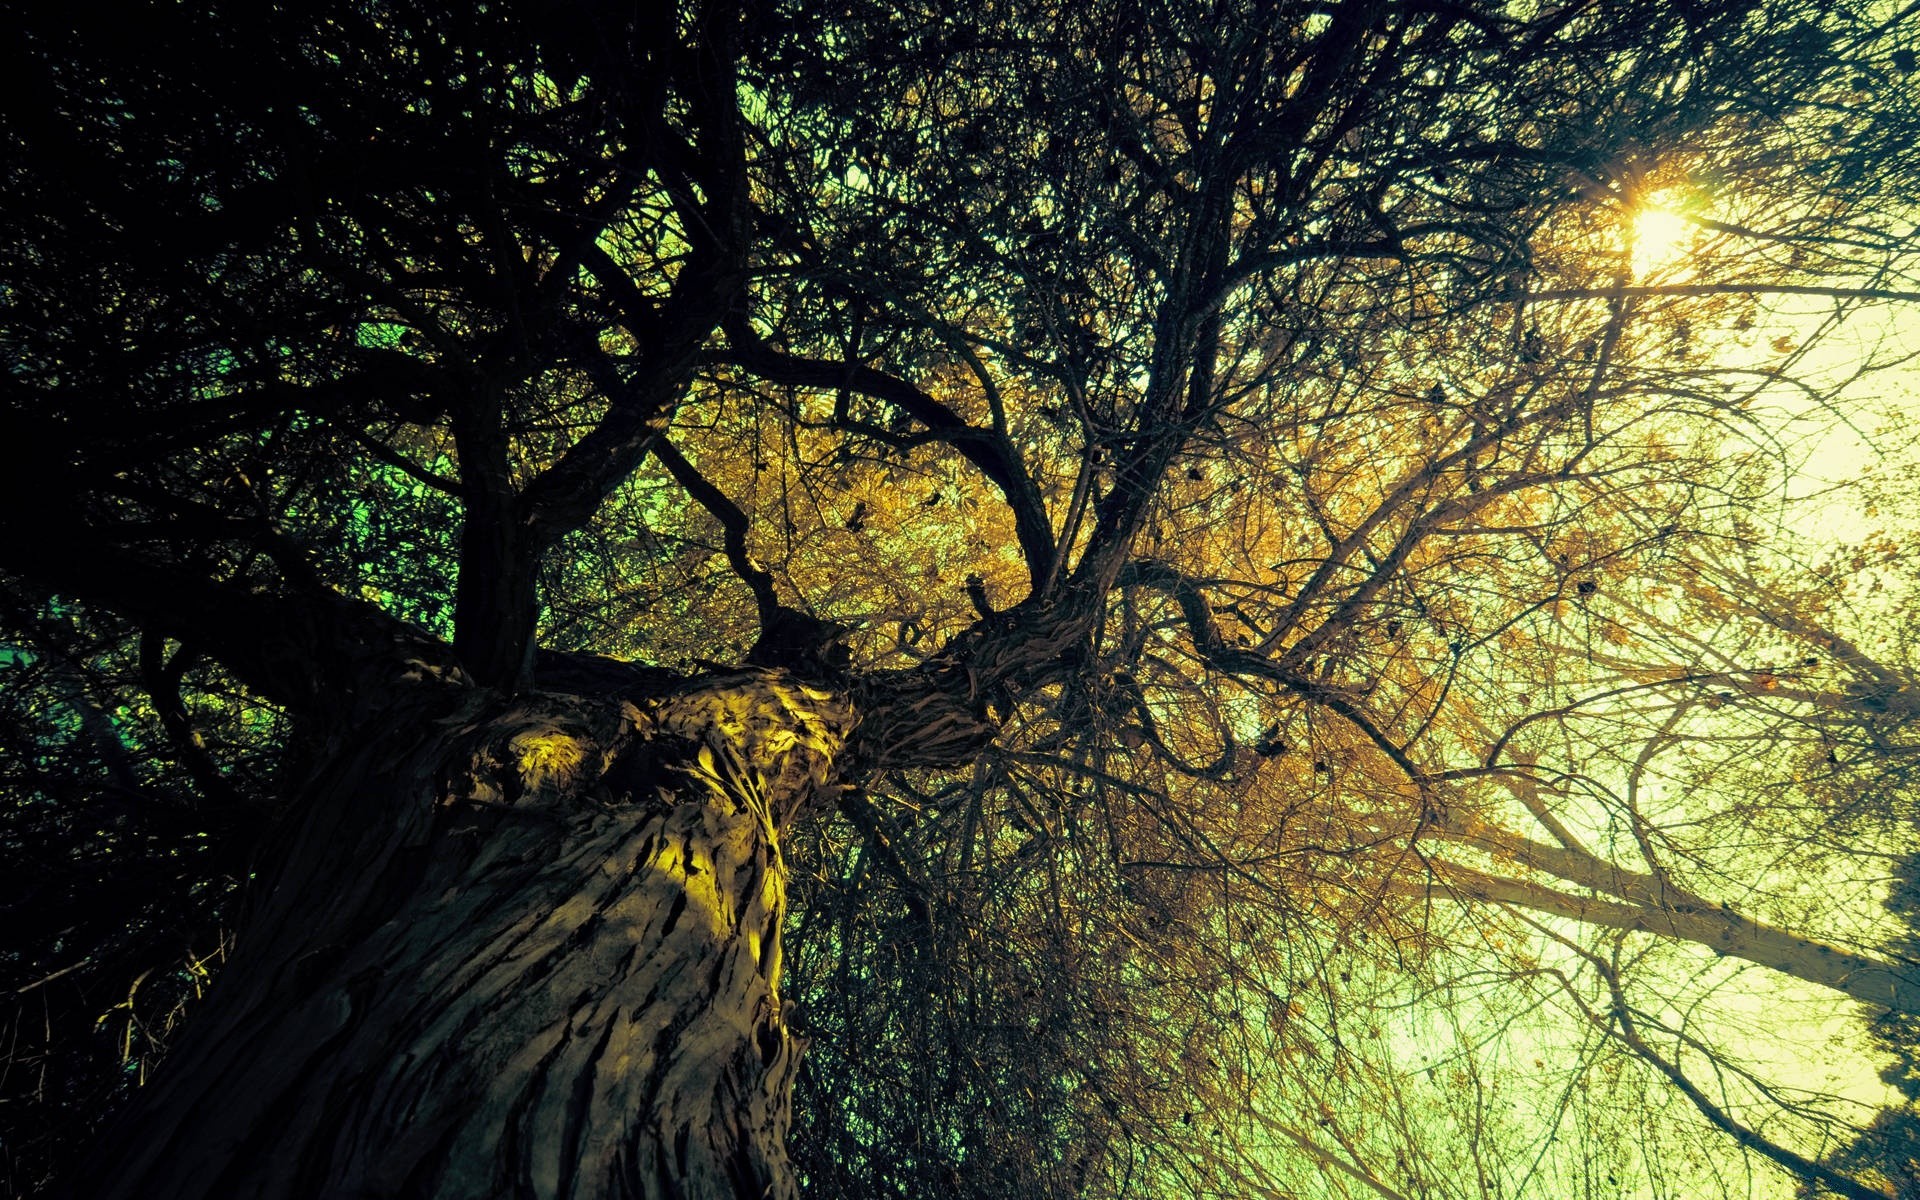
63,672,852,1200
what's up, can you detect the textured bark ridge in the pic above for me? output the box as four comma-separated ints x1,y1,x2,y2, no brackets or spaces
67,669,854,1200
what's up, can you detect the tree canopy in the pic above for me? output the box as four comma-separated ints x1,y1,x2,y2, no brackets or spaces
5,0,1920,1196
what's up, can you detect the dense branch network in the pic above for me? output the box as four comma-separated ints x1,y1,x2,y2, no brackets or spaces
5,0,1920,1196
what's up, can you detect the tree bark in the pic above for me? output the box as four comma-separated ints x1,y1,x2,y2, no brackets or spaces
62,669,853,1200
1412,861,1920,1015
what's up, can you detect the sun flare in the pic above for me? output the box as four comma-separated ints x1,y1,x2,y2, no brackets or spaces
1631,203,1694,276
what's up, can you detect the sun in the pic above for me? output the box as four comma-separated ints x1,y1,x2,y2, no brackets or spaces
1631,202,1695,277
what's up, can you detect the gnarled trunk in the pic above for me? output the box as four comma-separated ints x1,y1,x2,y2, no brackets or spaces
65,669,853,1200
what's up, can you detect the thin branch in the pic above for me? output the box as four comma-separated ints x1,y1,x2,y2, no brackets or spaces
648,435,780,630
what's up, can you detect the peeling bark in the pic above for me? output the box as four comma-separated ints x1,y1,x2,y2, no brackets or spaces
64,670,853,1200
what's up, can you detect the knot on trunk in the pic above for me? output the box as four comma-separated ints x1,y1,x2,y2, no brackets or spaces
642,669,857,824
440,692,640,810
746,605,854,681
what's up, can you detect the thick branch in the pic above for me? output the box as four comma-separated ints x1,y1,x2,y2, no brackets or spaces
449,376,533,689
1118,559,1431,786
1414,861,1920,1015
1529,283,1920,304
138,632,254,815
649,437,779,630
516,5,750,553
719,317,1057,595
1427,811,1709,916
2,524,462,721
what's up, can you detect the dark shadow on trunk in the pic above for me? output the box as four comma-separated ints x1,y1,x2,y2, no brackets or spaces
61,671,854,1200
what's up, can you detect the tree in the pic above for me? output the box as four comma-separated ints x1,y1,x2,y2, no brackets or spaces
5,0,1920,1197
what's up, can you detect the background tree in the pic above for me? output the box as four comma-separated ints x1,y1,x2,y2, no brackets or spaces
4,0,1920,1198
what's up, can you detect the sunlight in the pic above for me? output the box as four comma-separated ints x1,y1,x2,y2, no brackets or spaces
1630,201,1694,277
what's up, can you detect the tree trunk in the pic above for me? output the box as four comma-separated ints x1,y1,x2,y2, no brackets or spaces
63,669,853,1200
